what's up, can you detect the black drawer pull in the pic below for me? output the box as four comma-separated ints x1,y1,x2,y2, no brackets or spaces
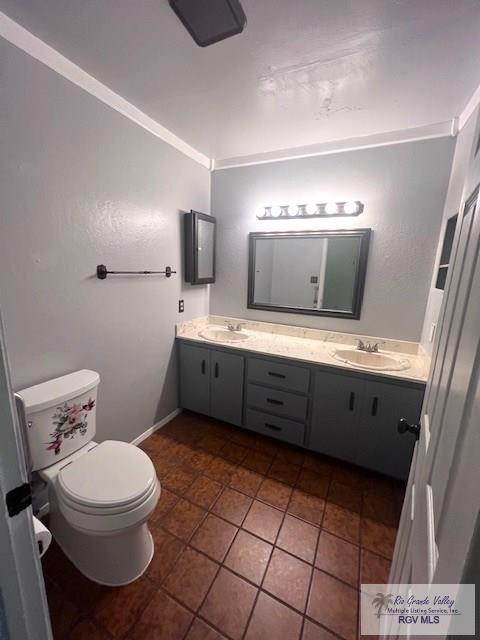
201,359,206,375
214,362,219,378
264,422,281,432
371,396,378,417
266,398,284,406
268,371,286,379
349,391,355,411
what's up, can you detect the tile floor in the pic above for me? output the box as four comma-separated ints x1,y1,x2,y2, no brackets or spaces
42,411,404,640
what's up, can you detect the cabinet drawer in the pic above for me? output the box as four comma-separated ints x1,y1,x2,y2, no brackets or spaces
246,383,308,421
248,357,310,394
244,409,305,446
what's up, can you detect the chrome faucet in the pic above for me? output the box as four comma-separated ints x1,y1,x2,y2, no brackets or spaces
356,339,383,353
224,320,245,332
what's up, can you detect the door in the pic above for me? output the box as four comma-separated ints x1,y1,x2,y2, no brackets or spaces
179,342,210,415
0,310,52,640
310,370,364,462
357,380,423,480
210,350,244,426
389,186,480,636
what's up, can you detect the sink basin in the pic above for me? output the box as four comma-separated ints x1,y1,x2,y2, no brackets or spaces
199,328,249,344
331,348,410,372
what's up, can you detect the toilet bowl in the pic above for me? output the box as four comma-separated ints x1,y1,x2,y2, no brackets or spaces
18,370,160,586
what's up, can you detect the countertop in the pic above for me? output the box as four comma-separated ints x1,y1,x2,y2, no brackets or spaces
176,316,429,384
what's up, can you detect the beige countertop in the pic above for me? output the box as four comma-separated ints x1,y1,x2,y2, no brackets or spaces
176,316,429,384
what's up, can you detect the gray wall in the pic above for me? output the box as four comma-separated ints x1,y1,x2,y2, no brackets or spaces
0,39,210,443
211,138,454,341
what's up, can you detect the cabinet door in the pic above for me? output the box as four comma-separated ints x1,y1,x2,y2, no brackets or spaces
357,381,424,480
210,350,244,426
179,343,210,415
310,371,365,463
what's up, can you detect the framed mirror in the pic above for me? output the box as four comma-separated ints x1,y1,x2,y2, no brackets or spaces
248,229,371,319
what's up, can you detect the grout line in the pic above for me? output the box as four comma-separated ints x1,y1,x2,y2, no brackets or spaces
53,416,399,640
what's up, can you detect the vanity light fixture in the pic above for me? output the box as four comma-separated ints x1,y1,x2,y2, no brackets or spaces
257,201,364,219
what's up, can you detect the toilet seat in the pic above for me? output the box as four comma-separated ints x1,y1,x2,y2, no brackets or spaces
56,440,160,533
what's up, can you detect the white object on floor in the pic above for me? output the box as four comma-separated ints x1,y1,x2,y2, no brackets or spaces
17,370,160,586
32,515,51,558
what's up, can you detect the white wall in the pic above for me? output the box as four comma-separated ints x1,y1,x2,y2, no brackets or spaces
420,107,480,355
211,138,454,341
0,39,210,443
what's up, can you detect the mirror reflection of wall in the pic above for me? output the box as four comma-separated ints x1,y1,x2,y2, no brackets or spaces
249,230,370,319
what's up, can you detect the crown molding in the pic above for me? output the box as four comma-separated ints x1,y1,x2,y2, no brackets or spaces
213,121,454,170
0,12,211,169
3,11,479,173
458,82,480,132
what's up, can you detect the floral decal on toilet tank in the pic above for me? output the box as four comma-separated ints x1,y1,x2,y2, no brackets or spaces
46,398,95,455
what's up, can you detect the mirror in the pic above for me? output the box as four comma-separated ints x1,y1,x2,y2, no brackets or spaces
248,229,371,319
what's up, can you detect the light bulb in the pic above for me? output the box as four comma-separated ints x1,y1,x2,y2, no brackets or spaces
306,203,317,215
344,200,358,214
271,205,282,218
325,202,339,215
288,205,297,216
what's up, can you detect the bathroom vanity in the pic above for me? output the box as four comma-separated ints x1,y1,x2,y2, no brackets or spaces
177,317,427,481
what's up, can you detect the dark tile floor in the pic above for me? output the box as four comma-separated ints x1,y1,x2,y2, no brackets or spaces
42,411,404,640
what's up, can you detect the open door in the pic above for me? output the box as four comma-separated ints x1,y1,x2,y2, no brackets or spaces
388,185,480,637
0,308,52,640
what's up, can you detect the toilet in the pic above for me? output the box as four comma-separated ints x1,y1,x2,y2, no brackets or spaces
18,369,160,586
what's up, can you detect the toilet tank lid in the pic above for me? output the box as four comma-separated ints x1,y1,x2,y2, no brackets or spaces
18,370,100,413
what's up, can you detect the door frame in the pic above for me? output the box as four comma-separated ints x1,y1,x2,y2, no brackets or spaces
0,308,52,640
388,185,480,637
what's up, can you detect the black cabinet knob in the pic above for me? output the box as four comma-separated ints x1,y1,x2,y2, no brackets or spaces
397,418,421,440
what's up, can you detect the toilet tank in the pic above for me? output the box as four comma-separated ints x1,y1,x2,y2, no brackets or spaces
18,370,100,471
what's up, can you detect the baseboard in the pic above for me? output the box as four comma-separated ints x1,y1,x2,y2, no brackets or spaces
131,408,182,446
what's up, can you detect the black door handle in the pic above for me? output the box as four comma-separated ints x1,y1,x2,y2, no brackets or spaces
214,362,219,378
264,423,281,432
268,371,286,379
398,418,421,440
266,398,284,406
201,359,206,375
371,396,378,417
348,391,355,411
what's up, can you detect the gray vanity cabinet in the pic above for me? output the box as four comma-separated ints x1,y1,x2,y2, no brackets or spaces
310,371,423,479
178,338,424,481
179,343,211,415
179,342,244,425
310,371,365,463
210,350,244,426
356,380,423,479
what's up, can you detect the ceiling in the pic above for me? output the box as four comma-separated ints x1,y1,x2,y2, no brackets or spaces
2,0,480,163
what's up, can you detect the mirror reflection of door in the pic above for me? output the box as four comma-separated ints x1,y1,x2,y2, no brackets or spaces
322,237,360,311
197,218,215,280
250,230,369,319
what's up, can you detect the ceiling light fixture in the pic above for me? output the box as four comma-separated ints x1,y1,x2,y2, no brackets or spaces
257,201,364,219
169,0,247,48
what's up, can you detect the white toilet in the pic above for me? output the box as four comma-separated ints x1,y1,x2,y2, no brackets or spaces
18,369,160,586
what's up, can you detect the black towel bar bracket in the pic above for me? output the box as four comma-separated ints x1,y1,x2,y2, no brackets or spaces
96,265,176,279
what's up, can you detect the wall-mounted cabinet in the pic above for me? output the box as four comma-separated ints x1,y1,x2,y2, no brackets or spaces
435,214,458,290
184,210,216,285
177,339,424,480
